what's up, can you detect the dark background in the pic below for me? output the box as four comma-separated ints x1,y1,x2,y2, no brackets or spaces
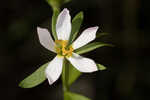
0,0,150,100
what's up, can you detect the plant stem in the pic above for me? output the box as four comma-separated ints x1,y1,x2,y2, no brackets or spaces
62,59,70,99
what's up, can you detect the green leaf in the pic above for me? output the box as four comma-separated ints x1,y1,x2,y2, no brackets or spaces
19,62,49,88
97,64,107,70
51,8,60,40
67,63,107,85
96,32,109,38
64,92,91,100
68,12,84,45
66,63,107,86
68,63,81,86
46,0,71,8
75,42,113,55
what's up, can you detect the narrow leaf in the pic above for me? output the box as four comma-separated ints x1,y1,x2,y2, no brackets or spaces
51,8,60,40
68,12,84,45
64,92,91,100
67,63,106,86
97,64,107,70
19,62,49,88
75,42,113,55
68,63,81,86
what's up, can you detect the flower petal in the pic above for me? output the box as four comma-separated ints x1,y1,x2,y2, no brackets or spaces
72,26,99,49
67,53,98,73
37,27,56,53
56,8,71,40
45,56,64,85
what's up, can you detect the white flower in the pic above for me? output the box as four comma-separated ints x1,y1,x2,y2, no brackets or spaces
37,8,99,85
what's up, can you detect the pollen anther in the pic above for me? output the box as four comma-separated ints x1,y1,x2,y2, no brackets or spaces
55,40,73,57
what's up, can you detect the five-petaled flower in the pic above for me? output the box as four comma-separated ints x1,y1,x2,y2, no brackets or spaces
37,8,99,85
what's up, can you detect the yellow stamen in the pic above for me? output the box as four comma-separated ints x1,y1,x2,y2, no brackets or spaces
55,40,74,57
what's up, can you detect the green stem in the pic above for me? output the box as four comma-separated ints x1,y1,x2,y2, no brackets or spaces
62,59,70,99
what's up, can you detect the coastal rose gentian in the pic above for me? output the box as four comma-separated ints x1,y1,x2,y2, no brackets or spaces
37,8,99,85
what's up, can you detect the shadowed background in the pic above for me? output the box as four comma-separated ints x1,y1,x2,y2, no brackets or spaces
0,0,149,100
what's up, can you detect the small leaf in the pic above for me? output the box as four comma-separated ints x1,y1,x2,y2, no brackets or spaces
75,42,113,55
19,62,49,88
68,63,81,86
51,8,60,40
68,12,84,45
64,92,91,100
67,63,107,86
97,64,107,70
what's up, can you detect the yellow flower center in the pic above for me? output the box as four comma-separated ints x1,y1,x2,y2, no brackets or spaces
55,40,74,57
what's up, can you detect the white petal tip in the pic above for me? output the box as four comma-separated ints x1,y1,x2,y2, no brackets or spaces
45,71,54,85
47,77,54,85
63,8,69,12
88,26,99,38
85,66,98,73
61,8,69,15
95,26,99,30
37,27,43,30
89,26,99,31
37,27,46,33
37,27,41,31
46,71,57,85
92,67,99,72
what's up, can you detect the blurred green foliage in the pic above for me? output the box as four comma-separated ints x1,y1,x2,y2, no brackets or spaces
46,0,71,9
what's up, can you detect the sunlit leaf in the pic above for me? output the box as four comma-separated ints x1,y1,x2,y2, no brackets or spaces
64,92,91,100
97,64,107,70
75,42,113,55
19,62,49,88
